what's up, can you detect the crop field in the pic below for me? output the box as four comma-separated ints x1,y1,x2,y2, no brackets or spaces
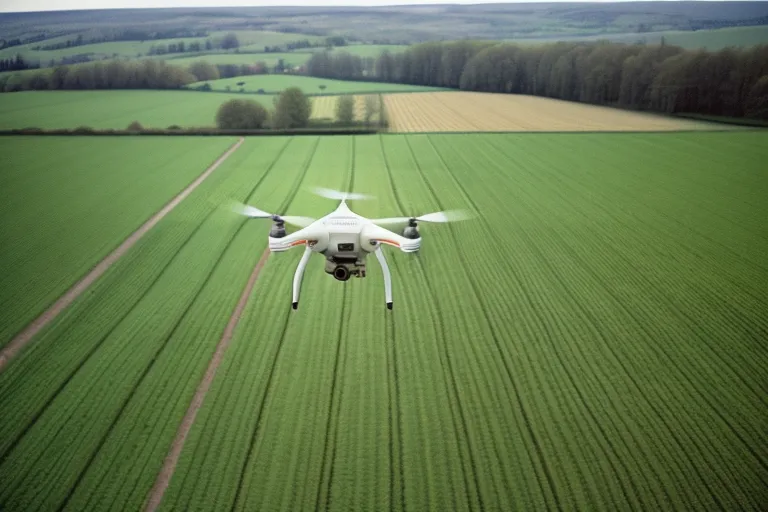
0,90,278,130
310,94,382,123
0,136,239,350
0,130,766,511
165,52,313,68
383,91,744,132
0,90,381,130
186,74,445,95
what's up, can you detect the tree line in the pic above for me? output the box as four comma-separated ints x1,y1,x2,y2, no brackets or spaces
307,40,768,119
32,28,209,51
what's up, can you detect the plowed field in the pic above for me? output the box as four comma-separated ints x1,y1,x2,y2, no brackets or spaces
383,91,740,132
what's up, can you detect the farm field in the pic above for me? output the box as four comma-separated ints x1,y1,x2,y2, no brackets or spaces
186,74,445,95
0,90,276,130
0,131,766,511
0,136,238,349
310,94,382,123
383,91,745,132
164,52,312,68
0,90,383,130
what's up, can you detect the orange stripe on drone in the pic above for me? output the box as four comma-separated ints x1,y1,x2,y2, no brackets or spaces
376,239,401,248
289,239,308,246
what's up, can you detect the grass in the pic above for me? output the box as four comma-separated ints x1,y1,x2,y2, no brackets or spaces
0,136,238,348
0,90,274,130
0,131,766,511
162,52,313,68
186,74,446,95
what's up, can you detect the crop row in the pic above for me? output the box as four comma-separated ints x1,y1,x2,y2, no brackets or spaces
161,131,766,511
0,136,237,348
1,131,766,511
0,136,318,510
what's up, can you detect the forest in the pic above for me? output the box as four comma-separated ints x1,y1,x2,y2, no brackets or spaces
307,40,768,119
2,39,767,120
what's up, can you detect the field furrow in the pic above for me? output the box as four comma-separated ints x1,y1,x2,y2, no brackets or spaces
57,138,298,511
0,138,311,510
427,131,768,509
0,137,238,348
157,136,349,511
1,129,765,511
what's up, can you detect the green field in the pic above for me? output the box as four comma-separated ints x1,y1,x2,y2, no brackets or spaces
162,52,313,68
0,90,276,130
186,74,446,95
0,131,766,511
0,137,238,348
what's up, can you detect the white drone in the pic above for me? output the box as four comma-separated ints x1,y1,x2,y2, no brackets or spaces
231,187,469,310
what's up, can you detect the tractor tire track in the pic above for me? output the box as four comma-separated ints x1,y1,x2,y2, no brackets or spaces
316,136,356,512
0,208,216,466
138,137,296,512
229,136,321,512
0,137,245,373
380,135,482,512
385,303,406,512
143,248,271,512
52,138,290,511
55,210,256,512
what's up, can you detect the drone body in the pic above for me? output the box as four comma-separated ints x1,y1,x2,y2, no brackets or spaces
233,188,467,310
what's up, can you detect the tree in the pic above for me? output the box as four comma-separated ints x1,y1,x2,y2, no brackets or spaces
187,60,219,81
221,33,239,50
363,95,379,125
272,87,312,129
336,95,355,125
215,99,269,129
744,75,768,119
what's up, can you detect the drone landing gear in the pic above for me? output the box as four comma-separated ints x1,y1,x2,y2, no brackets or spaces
375,247,393,310
292,245,313,310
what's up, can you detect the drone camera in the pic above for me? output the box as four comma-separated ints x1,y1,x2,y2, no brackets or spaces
325,256,365,281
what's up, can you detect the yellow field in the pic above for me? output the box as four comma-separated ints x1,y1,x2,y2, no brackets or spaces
382,91,739,132
310,94,382,123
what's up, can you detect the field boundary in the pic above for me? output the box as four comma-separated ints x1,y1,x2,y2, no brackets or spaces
143,248,271,512
0,136,245,372
0,128,381,136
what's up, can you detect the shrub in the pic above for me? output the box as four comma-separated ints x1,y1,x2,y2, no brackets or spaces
127,121,143,132
215,98,269,129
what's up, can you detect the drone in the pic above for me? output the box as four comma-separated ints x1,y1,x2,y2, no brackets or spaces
231,187,469,310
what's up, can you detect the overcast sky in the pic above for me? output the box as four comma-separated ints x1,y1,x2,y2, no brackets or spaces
0,0,699,14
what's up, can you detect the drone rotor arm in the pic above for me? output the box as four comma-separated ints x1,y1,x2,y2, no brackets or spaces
361,223,420,253
269,224,329,252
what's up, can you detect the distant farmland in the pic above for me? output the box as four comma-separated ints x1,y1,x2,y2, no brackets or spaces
0,132,766,511
383,91,743,132
0,87,742,132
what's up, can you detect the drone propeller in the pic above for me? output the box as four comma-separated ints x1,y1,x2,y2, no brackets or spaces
231,201,315,228
313,187,373,201
372,209,471,225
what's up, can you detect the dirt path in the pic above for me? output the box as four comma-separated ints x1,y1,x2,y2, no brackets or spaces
143,248,270,512
0,137,246,373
